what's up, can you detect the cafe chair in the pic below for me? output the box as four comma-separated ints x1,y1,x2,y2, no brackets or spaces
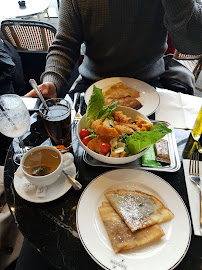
174,50,202,81
1,20,56,52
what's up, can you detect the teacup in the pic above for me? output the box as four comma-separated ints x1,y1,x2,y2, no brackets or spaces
21,145,63,187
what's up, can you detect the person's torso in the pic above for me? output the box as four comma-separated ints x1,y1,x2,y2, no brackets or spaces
76,0,168,80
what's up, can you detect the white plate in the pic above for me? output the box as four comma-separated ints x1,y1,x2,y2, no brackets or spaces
13,165,76,203
76,169,191,270
85,77,160,116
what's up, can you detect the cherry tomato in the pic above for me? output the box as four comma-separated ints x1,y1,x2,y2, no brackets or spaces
100,142,111,154
82,136,92,146
79,129,90,139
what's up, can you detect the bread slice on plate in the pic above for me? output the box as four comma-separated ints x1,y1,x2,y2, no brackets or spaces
98,201,165,253
105,189,174,232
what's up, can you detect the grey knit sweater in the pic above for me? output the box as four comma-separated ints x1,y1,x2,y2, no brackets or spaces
41,0,202,94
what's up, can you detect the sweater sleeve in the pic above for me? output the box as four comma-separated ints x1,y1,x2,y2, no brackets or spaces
162,0,202,55
41,0,83,95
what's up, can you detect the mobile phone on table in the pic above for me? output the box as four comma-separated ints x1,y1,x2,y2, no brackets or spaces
21,97,41,112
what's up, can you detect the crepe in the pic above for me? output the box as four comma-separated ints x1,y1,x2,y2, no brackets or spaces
98,201,165,253
103,82,142,109
105,189,174,232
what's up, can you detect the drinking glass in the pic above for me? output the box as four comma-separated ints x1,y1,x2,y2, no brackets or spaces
39,98,72,152
0,94,30,164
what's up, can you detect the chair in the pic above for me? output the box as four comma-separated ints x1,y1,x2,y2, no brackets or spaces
173,50,202,81
1,20,56,52
1,20,57,92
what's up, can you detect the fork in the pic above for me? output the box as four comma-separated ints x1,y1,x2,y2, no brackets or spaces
71,92,80,124
73,92,85,125
189,151,202,235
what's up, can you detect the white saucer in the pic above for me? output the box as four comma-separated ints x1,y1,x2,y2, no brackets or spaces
13,165,76,203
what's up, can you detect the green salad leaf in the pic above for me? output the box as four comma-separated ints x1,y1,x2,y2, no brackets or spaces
86,86,104,128
98,101,118,121
86,85,118,127
125,122,172,155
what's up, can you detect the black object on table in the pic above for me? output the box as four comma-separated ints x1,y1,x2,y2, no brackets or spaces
3,112,202,270
57,0,60,10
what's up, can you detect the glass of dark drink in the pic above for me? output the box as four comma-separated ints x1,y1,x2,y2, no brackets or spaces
39,98,72,152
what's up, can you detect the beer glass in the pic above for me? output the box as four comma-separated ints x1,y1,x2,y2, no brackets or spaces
39,98,72,152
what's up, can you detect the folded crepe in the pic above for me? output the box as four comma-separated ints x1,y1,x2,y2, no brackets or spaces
103,82,142,109
99,201,165,253
105,189,174,232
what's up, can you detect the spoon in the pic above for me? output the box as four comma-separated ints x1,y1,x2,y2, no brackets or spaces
29,79,49,111
30,166,82,190
62,170,82,190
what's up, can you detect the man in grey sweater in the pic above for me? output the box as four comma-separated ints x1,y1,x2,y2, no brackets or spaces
26,0,202,97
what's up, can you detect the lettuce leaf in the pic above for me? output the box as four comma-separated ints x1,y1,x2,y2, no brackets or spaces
86,85,104,128
125,122,172,155
98,101,118,121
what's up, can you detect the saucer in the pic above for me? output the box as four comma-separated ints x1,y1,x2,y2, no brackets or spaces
13,164,76,203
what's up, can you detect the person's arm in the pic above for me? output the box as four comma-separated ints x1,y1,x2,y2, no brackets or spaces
41,0,83,96
162,0,202,55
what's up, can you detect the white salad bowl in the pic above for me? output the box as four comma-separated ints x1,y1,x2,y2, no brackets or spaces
77,106,151,165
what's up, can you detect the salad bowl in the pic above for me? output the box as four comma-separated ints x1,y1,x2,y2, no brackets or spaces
77,106,151,165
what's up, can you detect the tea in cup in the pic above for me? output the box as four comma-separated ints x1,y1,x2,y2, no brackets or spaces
21,145,63,187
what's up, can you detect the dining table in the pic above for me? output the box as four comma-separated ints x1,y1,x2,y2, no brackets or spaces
3,99,202,270
0,0,50,20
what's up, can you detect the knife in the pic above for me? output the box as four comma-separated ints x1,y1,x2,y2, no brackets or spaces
71,92,80,124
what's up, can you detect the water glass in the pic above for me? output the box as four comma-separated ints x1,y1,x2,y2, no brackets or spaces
0,94,30,164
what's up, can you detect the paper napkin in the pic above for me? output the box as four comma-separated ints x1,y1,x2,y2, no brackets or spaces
183,159,202,236
155,88,202,129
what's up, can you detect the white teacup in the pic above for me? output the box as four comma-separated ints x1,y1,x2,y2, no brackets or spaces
21,145,63,187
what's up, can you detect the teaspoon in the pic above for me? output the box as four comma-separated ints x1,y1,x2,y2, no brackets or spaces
29,79,49,111
62,170,82,190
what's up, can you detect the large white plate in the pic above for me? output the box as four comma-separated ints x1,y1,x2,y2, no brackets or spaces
85,77,160,116
76,169,191,270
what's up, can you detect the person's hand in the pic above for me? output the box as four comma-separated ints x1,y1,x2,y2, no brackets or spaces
24,82,57,98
